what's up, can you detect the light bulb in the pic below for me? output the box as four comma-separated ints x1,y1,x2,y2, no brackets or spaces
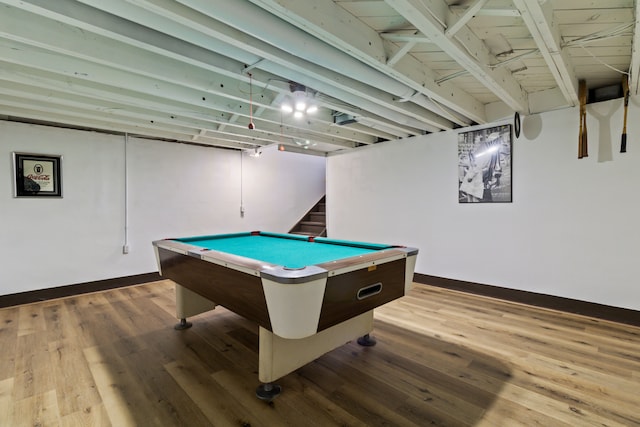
281,103,293,113
306,105,318,114
293,111,304,119
295,100,307,111
293,89,307,112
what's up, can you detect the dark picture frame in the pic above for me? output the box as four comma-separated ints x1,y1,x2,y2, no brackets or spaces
12,152,63,198
458,124,512,203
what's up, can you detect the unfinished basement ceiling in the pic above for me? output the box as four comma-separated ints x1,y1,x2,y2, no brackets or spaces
0,0,637,155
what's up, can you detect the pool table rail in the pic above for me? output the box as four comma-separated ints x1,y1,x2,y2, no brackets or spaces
317,247,415,277
154,238,280,278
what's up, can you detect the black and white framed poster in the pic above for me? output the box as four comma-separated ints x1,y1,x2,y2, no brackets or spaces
12,152,63,198
458,125,512,203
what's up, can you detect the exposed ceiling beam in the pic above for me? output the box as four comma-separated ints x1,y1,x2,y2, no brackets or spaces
450,5,520,17
94,0,451,131
0,52,363,150
166,0,455,130
0,40,359,146
386,39,418,67
379,33,431,44
0,0,634,156
385,0,528,114
1,103,258,150
247,0,386,63
275,143,327,157
512,0,579,107
245,0,481,125
3,0,441,145
445,0,489,38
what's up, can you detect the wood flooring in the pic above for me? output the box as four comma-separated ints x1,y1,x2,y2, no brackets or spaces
0,280,638,426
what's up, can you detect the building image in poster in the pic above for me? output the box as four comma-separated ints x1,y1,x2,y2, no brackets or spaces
458,125,512,203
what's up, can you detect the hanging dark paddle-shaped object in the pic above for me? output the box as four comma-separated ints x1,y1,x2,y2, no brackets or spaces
578,80,588,159
621,75,629,153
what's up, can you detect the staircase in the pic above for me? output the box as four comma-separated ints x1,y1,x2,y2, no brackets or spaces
289,196,327,237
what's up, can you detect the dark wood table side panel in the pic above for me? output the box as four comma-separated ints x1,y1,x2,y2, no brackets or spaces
158,248,272,330
317,258,406,331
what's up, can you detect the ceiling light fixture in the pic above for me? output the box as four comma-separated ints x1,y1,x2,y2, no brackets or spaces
247,147,262,157
281,83,317,118
295,139,317,150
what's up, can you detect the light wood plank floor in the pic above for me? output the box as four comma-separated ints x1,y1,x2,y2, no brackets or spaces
1,280,638,426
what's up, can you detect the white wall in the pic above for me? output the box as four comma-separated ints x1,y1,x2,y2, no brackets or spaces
327,96,640,311
0,121,325,295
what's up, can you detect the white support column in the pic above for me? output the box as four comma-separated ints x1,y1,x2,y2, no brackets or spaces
175,284,216,320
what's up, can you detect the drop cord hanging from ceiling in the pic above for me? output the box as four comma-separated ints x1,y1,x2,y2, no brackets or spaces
240,150,244,218
240,71,248,217
123,133,129,254
279,110,285,152
248,72,255,130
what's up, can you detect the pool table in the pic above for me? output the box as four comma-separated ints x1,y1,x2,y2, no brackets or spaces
153,231,418,399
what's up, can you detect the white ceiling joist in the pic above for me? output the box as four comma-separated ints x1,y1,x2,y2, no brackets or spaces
247,0,386,63
0,41,362,148
0,42,367,150
379,33,431,44
445,0,490,38
245,0,482,125
174,0,455,130
91,0,451,132
512,0,579,107
1,102,257,150
450,5,520,18
386,39,418,68
3,0,438,148
385,0,528,114
9,0,442,146
0,0,636,155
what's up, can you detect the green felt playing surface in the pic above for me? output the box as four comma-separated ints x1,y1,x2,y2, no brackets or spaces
177,232,392,269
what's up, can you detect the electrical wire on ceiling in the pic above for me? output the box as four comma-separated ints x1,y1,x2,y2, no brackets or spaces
561,23,633,47
559,23,633,77
489,49,540,69
579,46,630,76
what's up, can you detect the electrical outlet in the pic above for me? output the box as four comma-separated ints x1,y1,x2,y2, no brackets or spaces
240,206,245,218
122,245,129,254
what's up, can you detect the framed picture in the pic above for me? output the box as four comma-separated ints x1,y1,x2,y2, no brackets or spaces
458,125,512,203
12,152,63,198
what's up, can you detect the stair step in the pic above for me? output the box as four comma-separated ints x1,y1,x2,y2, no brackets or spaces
308,212,325,222
299,224,325,233
289,196,326,237
301,221,325,226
